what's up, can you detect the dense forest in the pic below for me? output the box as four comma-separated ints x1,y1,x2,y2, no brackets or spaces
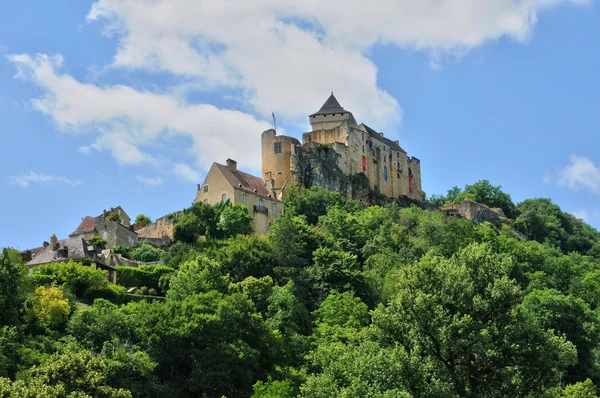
3,180,600,397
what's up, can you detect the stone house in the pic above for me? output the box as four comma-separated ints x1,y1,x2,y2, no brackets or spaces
24,234,117,283
99,206,131,227
261,93,422,201
70,215,138,249
195,159,282,235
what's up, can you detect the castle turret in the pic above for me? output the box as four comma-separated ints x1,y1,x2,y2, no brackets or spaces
309,92,357,131
261,129,300,195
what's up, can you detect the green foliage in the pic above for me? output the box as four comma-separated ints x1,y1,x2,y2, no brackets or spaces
217,204,253,237
87,235,108,250
428,180,517,218
30,261,108,297
115,265,174,294
111,245,132,258
167,257,229,300
5,180,600,396
130,243,164,262
24,284,71,330
84,284,127,304
134,214,152,225
283,186,356,225
107,212,122,223
0,248,27,327
515,198,599,254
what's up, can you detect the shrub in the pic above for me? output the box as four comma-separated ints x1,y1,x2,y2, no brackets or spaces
131,244,164,262
112,245,133,259
116,265,174,294
83,284,127,304
31,261,109,297
87,236,107,250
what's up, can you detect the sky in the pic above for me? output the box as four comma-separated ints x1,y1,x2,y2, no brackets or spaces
1,0,600,250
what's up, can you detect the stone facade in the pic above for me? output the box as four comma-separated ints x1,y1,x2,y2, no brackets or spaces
70,216,138,249
195,159,282,235
136,216,175,247
262,93,423,201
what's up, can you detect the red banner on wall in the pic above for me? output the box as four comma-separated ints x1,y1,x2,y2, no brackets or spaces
409,177,413,194
362,155,367,172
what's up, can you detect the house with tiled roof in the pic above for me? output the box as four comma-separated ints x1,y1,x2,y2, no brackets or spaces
24,234,117,283
70,214,138,249
195,159,282,235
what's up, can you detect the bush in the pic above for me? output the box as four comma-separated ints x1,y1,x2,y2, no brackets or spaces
116,265,175,294
31,261,109,297
131,244,164,262
84,284,127,304
112,245,133,259
87,236,107,250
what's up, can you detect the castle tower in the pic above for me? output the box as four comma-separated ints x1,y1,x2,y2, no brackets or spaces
261,129,300,196
309,92,357,131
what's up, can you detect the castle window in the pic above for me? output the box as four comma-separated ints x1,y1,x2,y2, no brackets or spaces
222,193,227,203
103,231,108,240
274,142,282,153
258,199,264,209
203,185,208,193
204,199,208,205
242,194,247,205
272,203,277,213
362,145,365,153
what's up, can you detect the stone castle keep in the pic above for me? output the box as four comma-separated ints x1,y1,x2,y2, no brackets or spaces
262,93,422,201
196,93,422,234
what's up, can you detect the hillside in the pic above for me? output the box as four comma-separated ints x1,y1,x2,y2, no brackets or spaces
2,181,600,397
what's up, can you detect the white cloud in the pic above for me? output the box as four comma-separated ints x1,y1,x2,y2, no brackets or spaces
7,53,271,171
86,0,588,123
557,155,600,194
173,163,202,182
570,208,600,223
136,175,164,186
9,172,82,188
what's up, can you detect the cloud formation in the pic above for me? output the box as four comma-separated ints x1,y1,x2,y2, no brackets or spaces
557,155,600,194
9,172,82,188
87,0,587,122
7,0,588,181
8,53,271,171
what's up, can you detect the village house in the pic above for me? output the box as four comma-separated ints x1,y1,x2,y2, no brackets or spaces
195,159,282,235
69,207,138,249
24,234,117,283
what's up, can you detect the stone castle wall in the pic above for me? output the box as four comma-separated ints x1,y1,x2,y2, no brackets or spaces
136,216,175,241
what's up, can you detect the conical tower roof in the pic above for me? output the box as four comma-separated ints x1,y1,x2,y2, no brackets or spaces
310,92,347,116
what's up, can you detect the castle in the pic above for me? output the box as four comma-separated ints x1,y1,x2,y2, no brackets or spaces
196,93,422,234
262,93,422,201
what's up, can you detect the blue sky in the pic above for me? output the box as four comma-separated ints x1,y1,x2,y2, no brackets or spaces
1,0,600,250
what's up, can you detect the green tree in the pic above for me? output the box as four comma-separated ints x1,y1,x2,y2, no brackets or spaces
167,257,229,300
131,243,164,262
172,213,201,244
134,214,152,225
283,186,355,225
217,204,253,237
373,243,576,397
88,235,108,250
24,284,71,330
0,248,27,327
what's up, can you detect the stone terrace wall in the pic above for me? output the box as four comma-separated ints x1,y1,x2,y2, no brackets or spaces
137,216,175,241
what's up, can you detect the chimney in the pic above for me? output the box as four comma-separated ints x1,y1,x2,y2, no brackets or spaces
103,209,107,216
197,184,200,190
50,234,57,251
226,158,237,171
43,241,49,248
379,132,384,137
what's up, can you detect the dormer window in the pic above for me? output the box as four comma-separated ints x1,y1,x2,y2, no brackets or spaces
57,247,68,259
